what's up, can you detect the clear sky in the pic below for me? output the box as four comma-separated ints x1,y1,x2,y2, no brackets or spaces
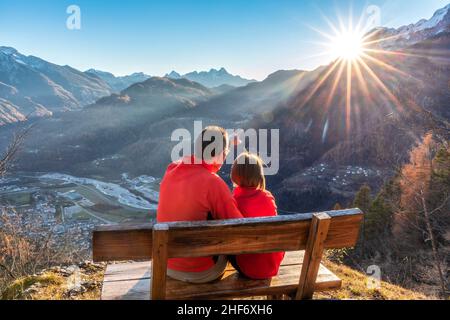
0,0,448,80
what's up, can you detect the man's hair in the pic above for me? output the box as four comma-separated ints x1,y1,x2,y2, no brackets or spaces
194,126,229,161
231,152,266,190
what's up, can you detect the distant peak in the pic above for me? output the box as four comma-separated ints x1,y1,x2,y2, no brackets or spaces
166,71,182,78
209,67,228,74
0,46,18,55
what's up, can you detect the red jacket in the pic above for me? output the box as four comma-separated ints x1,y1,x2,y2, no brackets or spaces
233,186,285,279
157,156,243,272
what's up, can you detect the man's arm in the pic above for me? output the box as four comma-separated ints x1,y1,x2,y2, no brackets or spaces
208,177,243,220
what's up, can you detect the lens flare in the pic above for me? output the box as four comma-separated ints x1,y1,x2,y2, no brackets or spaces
330,30,365,61
301,7,427,139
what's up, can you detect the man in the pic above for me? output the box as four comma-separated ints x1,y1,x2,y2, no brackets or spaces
157,126,243,283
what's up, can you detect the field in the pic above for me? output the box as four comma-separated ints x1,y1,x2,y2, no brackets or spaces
0,172,159,225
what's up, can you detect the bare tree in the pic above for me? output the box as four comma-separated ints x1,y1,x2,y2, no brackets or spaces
0,127,30,176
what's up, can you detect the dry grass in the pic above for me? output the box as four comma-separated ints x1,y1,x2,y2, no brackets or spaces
1,259,434,300
314,261,433,300
1,263,105,300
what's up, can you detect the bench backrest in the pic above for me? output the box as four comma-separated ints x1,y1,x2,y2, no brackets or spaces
93,208,363,300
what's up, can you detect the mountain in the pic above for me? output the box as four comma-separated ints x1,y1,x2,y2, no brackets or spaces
85,69,151,92
183,69,322,121
0,77,213,175
0,47,112,125
0,69,314,177
0,5,449,213
369,3,450,50
166,71,182,79
165,68,256,88
257,31,450,212
0,98,26,126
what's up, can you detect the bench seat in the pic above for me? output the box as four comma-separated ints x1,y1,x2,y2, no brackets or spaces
101,251,342,300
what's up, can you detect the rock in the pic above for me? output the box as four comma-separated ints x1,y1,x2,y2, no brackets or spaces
24,285,39,295
66,285,87,297
81,281,98,290
79,261,104,274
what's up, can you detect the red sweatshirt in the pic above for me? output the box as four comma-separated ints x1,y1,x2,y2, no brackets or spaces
233,186,285,279
157,156,243,272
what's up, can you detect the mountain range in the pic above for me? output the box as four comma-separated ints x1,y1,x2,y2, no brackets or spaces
371,3,450,49
165,68,256,88
0,46,256,126
0,47,111,117
0,3,449,212
84,69,151,92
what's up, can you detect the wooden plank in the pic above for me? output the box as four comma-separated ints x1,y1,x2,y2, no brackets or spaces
296,213,331,300
93,228,153,262
102,261,151,300
103,261,151,282
166,214,360,258
101,256,341,300
93,209,363,261
223,251,302,273
92,209,363,262
151,224,169,300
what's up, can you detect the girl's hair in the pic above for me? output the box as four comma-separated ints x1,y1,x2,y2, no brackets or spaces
231,152,266,190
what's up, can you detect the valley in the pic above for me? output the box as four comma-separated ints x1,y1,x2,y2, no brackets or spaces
0,172,160,252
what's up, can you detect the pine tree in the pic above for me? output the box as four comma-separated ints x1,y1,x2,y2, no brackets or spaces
366,192,391,236
352,184,372,257
353,184,371,214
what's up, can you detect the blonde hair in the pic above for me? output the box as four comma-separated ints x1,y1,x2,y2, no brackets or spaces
231,152,266,190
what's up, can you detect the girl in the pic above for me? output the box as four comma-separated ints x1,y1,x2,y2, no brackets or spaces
229,152,285,279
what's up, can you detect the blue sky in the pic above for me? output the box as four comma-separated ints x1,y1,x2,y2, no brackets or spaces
0,0,448,80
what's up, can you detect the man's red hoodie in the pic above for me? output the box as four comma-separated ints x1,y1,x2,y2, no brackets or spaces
157,156,243,272
233,186,285,279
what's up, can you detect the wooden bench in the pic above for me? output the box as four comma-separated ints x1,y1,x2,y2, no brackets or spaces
93,208,363,300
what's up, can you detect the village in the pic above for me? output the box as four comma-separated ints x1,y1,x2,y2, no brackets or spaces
0,173,160,253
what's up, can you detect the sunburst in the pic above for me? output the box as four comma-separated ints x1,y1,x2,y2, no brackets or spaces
303,8,428,140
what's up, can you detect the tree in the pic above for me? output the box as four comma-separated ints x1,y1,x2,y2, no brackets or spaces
333,203,343,210
0,129,29,176
353,184,371,213
395,133,448,297
366,192,392,236
353,184,372,255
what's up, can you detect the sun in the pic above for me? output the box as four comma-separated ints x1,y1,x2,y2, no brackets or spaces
303,9,418,138
330,29,365,61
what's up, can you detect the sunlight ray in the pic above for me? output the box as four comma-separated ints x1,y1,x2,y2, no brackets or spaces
296,58,342,109
352,59,372,104
305,24,337,42
360,52,415,79
325,59,346,110
346,60,353,135
362,31,408,44
363,48,432,60
357,57,404,113
318,11,342,37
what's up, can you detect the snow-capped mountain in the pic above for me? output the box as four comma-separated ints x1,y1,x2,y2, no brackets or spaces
165,68,256,88
370,3,450,49
85,69,151,92
0,46,114,125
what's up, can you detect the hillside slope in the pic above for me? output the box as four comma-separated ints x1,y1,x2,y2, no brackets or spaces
1,259,431,300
